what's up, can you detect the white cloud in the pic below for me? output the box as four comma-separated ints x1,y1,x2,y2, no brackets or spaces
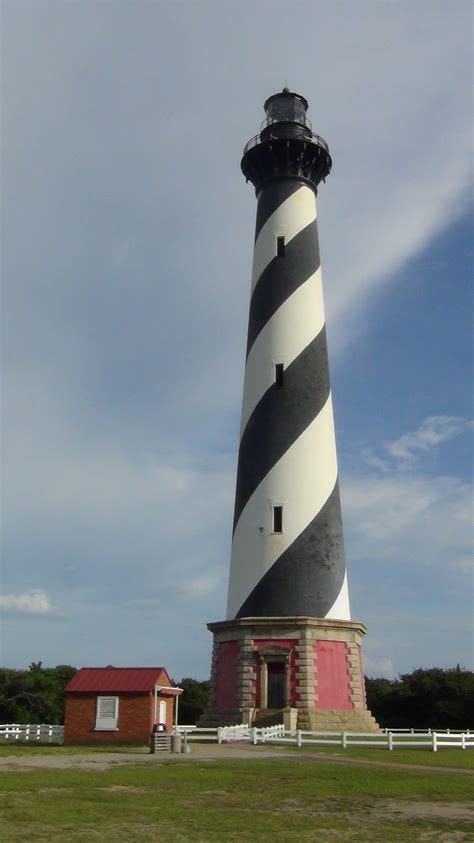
0,590,56,615
180,575,222,598
343,470,472,566
384,416,473,468
342,467,472,673
363,657,396,679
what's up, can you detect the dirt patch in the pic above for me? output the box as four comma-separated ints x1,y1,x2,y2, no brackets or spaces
372,799,474,822
38,788,74,795
418,833,474,841
200,789,230,795
265,797,474,828
98,786,150,794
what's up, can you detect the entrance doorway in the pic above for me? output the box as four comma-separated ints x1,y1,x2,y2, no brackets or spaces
256,644,293,711
267,662,285,708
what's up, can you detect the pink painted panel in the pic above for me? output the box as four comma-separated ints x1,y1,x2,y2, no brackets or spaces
315,640,352,710
214,641,239,709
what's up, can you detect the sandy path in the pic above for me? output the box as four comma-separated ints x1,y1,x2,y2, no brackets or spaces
0,742,472,774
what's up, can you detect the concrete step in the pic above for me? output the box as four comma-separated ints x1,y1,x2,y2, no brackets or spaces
297,709,381,732
252,709,284,727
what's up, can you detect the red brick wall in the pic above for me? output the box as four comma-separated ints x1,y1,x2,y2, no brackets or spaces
64,692,174,744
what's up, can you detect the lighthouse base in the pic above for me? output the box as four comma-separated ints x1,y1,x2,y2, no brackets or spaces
198,616,379,732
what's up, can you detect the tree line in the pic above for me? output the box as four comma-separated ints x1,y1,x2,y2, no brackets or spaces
0,663,472,729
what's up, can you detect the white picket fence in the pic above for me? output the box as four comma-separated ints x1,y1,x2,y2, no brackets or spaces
217,724,252,743
218,723,285,743
383,728,471,734
2,722,469,752
177,725,474,752
0,723,64,743
264,730,474,752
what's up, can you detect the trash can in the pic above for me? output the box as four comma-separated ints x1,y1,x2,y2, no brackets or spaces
171,732,182,753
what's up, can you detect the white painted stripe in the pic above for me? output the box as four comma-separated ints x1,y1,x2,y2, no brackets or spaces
251,186,317,292
240,267,326,436
226,394,339,619
325,570,351,620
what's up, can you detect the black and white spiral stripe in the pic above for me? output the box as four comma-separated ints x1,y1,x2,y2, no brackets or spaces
226,180,350,621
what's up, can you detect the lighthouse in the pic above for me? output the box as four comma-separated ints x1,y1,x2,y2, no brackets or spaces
200,90,378,731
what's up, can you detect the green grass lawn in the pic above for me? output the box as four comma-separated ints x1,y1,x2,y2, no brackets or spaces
291,743,474,769
0,758,473,842
0,743,149,756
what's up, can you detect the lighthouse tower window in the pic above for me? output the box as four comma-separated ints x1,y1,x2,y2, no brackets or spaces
273,505,283,534
276,236,285,257
275,363,284,388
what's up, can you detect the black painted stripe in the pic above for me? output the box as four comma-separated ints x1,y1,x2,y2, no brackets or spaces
235,480,346,619
254,180,303,241
233,327,330,533
247,219,320,357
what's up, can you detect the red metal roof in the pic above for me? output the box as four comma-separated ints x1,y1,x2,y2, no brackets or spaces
65,667,171,693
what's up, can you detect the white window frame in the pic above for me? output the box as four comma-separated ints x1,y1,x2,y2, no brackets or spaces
95,696,119,731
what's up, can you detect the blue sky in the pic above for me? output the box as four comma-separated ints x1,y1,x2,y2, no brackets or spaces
2,0,472,680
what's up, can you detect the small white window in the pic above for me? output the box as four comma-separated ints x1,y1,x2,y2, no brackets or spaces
95,696,119,730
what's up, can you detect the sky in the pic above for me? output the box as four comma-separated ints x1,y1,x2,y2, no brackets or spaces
1,0,472,681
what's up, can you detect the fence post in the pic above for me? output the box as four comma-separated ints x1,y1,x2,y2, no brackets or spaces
341,732,347,749
252,728,257,745
297,730,302,748
432,732,437,752
388,731,393,751
462,733,466,750
217,727,222,745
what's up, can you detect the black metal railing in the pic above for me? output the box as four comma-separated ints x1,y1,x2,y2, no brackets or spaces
243,127,330,157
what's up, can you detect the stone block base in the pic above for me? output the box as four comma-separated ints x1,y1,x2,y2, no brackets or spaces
297,708,380,732
198,616,379,731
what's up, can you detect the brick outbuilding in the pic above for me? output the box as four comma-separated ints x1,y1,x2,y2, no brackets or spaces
64,667,182,745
